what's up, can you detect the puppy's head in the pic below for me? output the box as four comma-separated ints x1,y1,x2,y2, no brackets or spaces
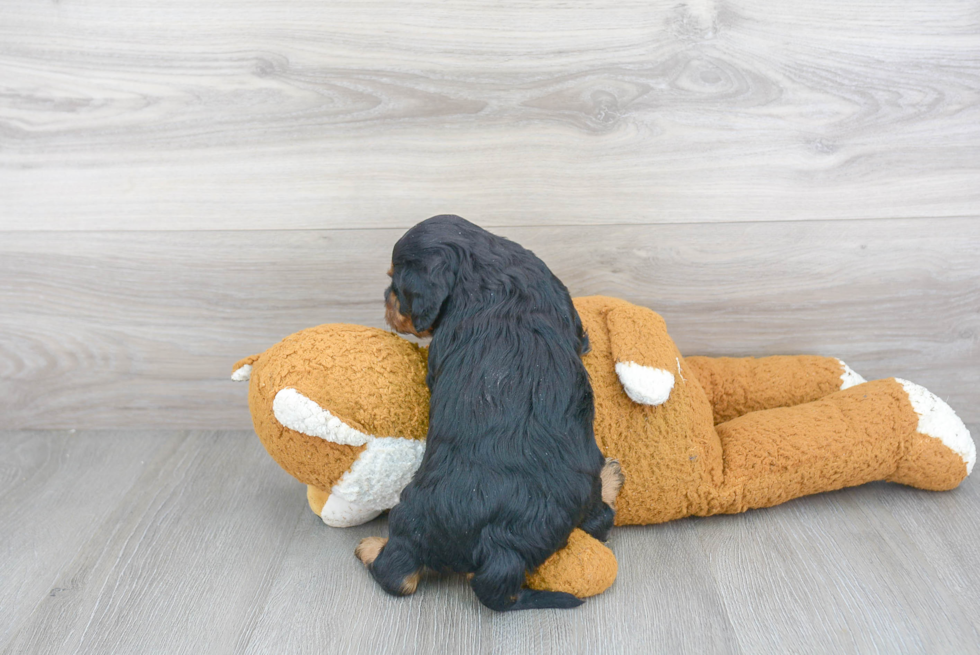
385,216,468,337
384,274,425,337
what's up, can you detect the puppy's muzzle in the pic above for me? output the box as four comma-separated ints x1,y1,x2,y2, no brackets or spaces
385,290,431,338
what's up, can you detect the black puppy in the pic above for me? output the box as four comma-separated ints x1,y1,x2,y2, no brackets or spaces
356,215,616,611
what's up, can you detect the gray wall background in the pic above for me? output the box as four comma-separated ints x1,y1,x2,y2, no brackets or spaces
2,0,978,429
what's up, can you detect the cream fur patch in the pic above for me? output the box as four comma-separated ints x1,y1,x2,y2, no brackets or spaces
615,362,674,406
273,388,371,447
328,436,425,525
837,359,866,389
272,387,426,526
319,494,383,528
231,364,252,382
897,379,975,475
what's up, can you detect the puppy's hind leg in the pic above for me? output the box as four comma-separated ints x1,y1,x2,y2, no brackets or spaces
470,546,583,611
578,488,616,543
577,458,623,542
355,536,423,597
600,458,625,508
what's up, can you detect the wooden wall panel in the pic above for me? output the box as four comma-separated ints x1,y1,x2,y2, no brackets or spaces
1,0,978,230
1,217,976,429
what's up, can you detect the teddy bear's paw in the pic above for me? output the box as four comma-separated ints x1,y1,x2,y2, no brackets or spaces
308,485,381,528
321,495,384,528
230,364,251,381
837,359,866,389
896,379,975,477
614,362,674,406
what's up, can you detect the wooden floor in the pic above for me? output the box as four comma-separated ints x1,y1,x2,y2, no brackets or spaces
2,429,978,654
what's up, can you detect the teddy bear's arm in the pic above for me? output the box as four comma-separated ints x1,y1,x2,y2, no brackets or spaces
604,303,684,406
685,355,865,425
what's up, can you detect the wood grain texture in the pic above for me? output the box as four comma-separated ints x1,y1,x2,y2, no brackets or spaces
698,484,980,652
1,218,977,430
1,0,979,229
2,429,978,654
1,430,304,655
0,431,177,646
243,509,743,655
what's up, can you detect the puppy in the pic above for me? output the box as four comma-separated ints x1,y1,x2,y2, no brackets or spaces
358,215,616,611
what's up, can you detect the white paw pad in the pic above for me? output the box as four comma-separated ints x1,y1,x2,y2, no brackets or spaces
837,359,866,389
319,494,384,528
615,362,675,406
897,378,975,476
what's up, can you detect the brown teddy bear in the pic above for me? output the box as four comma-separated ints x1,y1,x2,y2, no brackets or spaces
233,296,974,599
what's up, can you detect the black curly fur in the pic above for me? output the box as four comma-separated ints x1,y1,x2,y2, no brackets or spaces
369,215,613,611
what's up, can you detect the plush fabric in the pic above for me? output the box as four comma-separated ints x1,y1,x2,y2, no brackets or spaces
234,296,975,598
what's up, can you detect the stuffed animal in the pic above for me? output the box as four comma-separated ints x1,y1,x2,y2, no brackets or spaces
232,296,975,599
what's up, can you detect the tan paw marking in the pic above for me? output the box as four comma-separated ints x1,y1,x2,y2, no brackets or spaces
400,571,421,595
355,537,387,565
601,458,626,507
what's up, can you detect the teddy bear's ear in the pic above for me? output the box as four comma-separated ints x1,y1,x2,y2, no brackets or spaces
231,353,262,381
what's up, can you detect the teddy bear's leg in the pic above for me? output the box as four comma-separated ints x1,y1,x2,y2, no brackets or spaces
525,529,618,598
307,484,384,526
685,355,866,424
307,485,330,516
886,379,975,488
708,378,974,516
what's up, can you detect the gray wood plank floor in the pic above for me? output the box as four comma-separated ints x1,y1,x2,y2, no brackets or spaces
3,430,978,654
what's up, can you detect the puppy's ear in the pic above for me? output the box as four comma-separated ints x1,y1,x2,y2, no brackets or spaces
397,262,455,334
574,309,591,356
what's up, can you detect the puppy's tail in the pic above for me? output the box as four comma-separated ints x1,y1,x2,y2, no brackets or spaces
512,589,584,610
472,546,585,611
486,589,584,612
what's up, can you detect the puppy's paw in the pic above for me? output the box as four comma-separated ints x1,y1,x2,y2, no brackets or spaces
601,458,625,507
355,537,387,566
400,571,422,595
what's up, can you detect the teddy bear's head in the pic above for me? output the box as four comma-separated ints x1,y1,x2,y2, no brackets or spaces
235,324,430,526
